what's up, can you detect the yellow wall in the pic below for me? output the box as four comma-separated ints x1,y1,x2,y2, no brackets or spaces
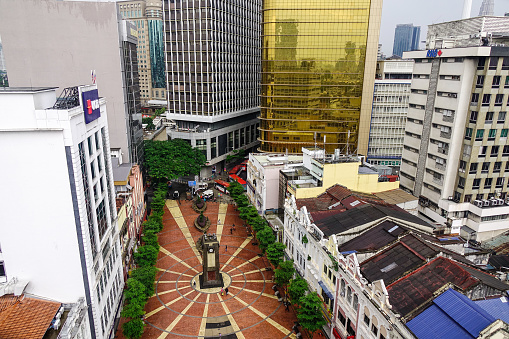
295,161,399,199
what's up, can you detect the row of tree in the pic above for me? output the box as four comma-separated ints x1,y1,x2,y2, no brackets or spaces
121,186,166,339
227,181,326,335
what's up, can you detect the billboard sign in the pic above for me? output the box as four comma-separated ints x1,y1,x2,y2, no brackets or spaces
426,49,442,58
82,89,101,124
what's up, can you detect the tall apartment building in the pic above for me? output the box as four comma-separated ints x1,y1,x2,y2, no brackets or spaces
0,85,123,339
259,0,382,156
368,59,413,167
392,24,421,57
118,0,166,108
400,46,509,241
0,0,143,164
479,0,495,16
162,0,261,176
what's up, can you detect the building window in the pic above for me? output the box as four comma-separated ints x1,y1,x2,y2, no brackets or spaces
494,162,502,173
491,145,500,157
482,162,490,173
489,57,499,70
347,286,352,303
211,137,217,159
495,94,504,106
371,324,379,336
364,314,370,326
482,94,491,106
470,111,478,123
503,145,509,156
476,75,485,88
338,311,346,326
473,179,481,189
0,261,5,278
340,279,345,297
488,129,497,140
501,129,508,138
464,194,472,203
478,57,486,70
196,139,207,157
96,200,108,240
475,129,484,141
486,112,494,123
496,177,505,188
499,112,507,124
493,76,501,88
471,93,479,105
506,162,509,172
479,146,488,157
469,163,478,174
458,177,465,189
484,178,493,189
465,128,473,140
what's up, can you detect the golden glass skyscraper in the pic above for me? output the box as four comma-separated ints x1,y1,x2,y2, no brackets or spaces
260,0,382,154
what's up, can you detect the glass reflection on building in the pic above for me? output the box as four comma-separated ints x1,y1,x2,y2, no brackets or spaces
260,0,375,154
148,19,165,89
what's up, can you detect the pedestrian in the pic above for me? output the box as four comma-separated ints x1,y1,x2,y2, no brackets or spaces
225,245,228,252
221,288,224,296
218,219,221,224
230,228,233,234
225,287,229,295
285,301,290,312
232,223,235,231
193,280,196,287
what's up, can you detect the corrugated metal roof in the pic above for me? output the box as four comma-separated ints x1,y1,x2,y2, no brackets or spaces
475,297,509,324
407,289,495,339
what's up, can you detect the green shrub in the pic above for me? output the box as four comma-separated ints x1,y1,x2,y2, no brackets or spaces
134,245,159,267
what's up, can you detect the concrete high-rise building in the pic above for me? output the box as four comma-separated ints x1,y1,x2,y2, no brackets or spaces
392,24,421,57
368,59,413,167
162,0,261,176
0,85,123,339
0,0,143,165
259,0,383,156
479,0,495,16
400,46,509,241
118,0,166,109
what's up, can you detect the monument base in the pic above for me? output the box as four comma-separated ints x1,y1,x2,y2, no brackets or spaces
199,272,224,289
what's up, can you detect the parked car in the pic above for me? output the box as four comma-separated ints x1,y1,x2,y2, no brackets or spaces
172,190,180,200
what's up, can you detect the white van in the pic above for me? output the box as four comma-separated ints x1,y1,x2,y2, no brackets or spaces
201,190,214,199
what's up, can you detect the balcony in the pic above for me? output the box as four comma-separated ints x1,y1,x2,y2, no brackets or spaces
440,131,452,139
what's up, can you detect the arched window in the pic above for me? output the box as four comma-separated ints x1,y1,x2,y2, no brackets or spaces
353,294,359,312
347,286,352,303
340,279,345,297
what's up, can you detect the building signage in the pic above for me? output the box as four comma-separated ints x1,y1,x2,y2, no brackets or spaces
426,49,442,58
82,89,101,124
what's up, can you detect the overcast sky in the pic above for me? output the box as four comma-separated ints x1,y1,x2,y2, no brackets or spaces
380,0,509,56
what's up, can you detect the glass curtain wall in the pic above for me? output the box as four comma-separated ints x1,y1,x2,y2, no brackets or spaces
260,0,372,154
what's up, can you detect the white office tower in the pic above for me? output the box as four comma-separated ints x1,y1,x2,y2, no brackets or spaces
479,0,495,16
401,46,509,242
0,85,124,339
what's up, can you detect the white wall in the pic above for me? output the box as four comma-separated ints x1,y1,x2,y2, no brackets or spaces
0,129,86,302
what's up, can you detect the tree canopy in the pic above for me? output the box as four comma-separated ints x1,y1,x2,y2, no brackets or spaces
297,292,326,334
274,259,295,287
144,139,206,181
288,277,308,305
266,242,286,268
256,225,276,253
228,180,245,199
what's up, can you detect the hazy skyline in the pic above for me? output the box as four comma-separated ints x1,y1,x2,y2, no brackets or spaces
380,0,509,56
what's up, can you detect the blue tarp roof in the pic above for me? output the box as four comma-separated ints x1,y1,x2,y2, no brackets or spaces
318,281,334,301
475,297,509,324
407,289,495,339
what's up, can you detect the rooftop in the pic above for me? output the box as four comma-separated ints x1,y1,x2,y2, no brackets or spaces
386,257,509,319
373,188,418,205
314,203,431,237
0,294,61,339
475,296,509,325
407,288,496,339
0,86,57,93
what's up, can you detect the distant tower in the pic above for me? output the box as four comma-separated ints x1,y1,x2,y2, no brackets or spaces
479,0,494,16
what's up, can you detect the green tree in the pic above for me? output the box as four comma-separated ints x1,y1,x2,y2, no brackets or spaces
228,180,245,199
266,242,286,268
288,277,308,305
235,195,250,208
134,245,159,267
130,265,158,300
274,260,295,287
122,278,146,319
142,231,159,249
256,225,276,253
225,149,245,163
122,318,145,339
239,205,258,221
143,219,163,234
297,292,326,334
250,216,266,233
142,117,155,130
144,139,206,182
155,107,166,116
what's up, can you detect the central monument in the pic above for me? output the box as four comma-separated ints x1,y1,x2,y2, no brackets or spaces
199,233,224,289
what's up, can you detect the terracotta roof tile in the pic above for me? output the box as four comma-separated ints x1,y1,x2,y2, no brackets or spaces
0,295,61,339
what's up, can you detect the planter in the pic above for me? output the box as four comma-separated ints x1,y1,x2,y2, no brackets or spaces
194,215,211,233
192,199,207,213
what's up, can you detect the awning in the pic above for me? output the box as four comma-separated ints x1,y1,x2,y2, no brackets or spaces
318,281,334,300
333,328,343,339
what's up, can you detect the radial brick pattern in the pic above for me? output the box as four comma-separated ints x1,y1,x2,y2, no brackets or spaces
117,200,298,339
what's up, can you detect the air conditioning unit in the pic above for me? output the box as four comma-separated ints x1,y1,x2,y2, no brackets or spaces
496,199,505,206
482,199,491,207
490,199,499,206
474,200,483,208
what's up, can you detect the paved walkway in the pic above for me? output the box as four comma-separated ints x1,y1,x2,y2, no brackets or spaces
116,200,299,339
